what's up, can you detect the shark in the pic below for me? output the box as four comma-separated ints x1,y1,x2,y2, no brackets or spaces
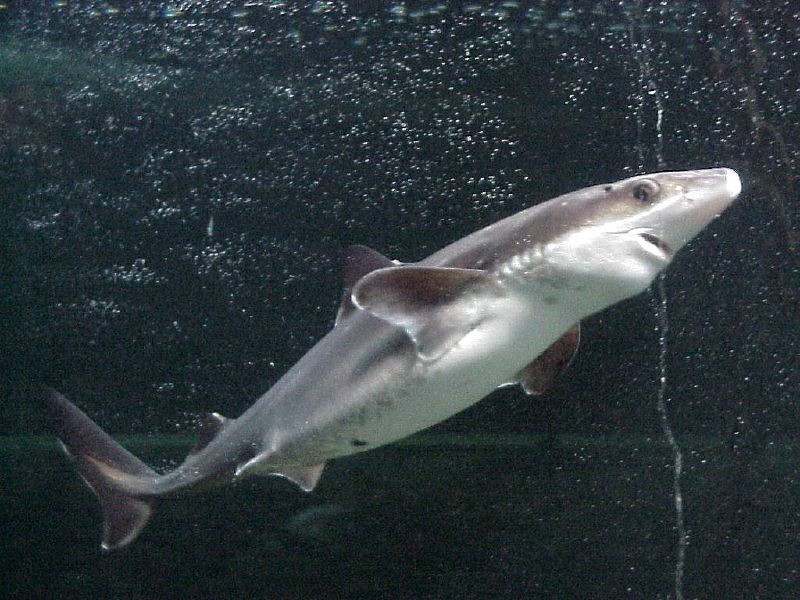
43,167,742,550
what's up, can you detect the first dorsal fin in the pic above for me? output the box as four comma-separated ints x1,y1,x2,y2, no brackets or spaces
336,245,397,325
190,412,229,456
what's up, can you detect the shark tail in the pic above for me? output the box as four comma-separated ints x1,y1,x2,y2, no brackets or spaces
42,386,160,551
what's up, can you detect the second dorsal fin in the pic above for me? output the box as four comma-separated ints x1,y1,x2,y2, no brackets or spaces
336,245,397,325
190,412,229,456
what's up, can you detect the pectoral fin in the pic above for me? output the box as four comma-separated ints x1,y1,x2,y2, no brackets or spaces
515,323,580,395
352,265,502,361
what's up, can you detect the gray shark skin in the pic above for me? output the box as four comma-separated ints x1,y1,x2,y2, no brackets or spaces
43,167,742,550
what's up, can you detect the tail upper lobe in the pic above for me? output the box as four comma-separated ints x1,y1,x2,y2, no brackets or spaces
42,386,158,551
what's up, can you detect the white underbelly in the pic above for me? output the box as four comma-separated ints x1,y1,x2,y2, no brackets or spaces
342,295,573,451
257,292,579,471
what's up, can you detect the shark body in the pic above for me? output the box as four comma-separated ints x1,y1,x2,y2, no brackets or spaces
44,167,741,550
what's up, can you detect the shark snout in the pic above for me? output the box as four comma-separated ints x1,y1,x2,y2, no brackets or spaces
723,167,742,198
652,167,741,253
684,167,741,205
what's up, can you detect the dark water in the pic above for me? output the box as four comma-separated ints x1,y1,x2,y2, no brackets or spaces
4,433,800,598
1,1,798,598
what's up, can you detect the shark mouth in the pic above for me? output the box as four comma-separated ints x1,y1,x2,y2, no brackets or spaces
639,232,672,255
636,230,673,260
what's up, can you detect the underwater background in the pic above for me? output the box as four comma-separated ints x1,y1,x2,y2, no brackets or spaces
1,1,798,598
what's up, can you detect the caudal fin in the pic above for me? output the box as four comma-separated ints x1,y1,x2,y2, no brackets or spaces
42,386,159,551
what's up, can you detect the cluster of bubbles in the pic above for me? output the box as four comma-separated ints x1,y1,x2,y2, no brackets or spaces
2,1,537,423
1,1,796,433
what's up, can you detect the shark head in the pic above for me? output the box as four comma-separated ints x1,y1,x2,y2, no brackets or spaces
528,168,742,306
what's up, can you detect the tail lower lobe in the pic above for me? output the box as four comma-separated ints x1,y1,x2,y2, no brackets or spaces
42,386,158,551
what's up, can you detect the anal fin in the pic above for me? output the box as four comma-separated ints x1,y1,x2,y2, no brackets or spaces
272,464,326,492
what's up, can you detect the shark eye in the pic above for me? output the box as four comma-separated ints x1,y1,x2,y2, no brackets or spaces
632,180,659,204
